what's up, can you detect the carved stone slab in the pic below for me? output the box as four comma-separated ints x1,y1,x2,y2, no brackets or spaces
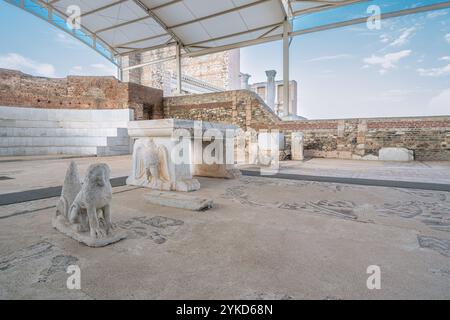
144,191,213,211
127,119,241,192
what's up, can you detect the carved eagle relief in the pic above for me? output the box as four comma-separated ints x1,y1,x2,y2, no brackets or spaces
133,138,171,186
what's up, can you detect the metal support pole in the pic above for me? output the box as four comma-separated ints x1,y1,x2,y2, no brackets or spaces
117,56,123,81
176,43,182,94
282,19,290,118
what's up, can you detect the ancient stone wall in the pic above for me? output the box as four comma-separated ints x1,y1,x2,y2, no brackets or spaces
164,90,450,161
0,68,163,120
1,69,448,161
124,48,241,92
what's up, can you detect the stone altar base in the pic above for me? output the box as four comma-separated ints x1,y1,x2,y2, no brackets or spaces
52,215,127,247
127,119,240,192
144,191,213,211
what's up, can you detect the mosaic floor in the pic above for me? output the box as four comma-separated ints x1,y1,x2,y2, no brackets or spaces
1,175,449,299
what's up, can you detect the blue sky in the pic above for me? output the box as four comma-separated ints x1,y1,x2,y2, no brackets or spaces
0,1,449,119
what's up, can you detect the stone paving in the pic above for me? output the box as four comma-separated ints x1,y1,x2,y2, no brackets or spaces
1,155,450,195
0,156,450,299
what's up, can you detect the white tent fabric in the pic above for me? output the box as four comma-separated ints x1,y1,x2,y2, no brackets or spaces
5,0,450,63
6,0,365,61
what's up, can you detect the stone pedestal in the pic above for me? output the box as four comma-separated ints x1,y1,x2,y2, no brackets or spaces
258,132,285,151
249,132,285,166
291,132,304,161
127,119,240,192
379,147,414,162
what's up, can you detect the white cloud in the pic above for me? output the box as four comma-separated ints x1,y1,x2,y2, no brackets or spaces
389,27,416,47
55,32,81,48
91,63,116,75
446,33,450,44
379,34,390,43
307,54,353,62
426,10,448,19
0,53,56,77
428,88,450,114
440,56,450,61
69,64,116,76
379,89,413,102
417,64,450,77
363,50,411,74
69,66,83,74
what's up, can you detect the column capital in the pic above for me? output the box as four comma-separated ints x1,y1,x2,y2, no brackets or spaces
265,70,277,80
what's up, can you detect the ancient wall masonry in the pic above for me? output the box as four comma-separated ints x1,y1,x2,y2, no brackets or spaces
1,69,449,161
163,90,450,161
0,69,164,120
123,48,241,93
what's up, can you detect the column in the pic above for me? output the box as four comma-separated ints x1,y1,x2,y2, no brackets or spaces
176,43,182,95
283,19,290,118
265,70,276,110
240,73,251,90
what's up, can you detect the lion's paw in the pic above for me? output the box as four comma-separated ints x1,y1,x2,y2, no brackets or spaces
90,227,107,239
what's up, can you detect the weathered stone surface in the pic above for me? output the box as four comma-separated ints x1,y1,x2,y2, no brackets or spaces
144,191,213,211
162,91,450,161
125,48,241,92
127,120,240,190
291,132,304,161
0,68,163,120
379,147,414,161
127,137,191,191
352,154,379,161
194,164,241,179
127,121,201,192
0,106,132,156
56,161,81,219
53,162,126,247
1,69,449,161
52,215,126,247
258,132,285,151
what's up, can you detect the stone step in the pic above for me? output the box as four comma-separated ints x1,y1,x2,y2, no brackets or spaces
0,106,133,122
0,127,129,137
97,145,132,156
0,119,129,129
0,136,130,147
0,107,132,157
0,146,99,156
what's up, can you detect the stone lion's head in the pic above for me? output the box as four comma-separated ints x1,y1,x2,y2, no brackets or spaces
85,163,110,187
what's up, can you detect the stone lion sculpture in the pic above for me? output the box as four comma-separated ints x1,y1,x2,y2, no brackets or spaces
53,162,125,247
69,163,113,238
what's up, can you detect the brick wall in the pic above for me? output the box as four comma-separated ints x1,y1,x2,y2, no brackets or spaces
0,68,163,120
163,90,450,161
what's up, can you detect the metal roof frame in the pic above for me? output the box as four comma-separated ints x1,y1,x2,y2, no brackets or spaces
3,0,450,116
7,0,450,63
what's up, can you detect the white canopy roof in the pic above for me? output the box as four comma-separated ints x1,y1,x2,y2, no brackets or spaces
5,0,450,64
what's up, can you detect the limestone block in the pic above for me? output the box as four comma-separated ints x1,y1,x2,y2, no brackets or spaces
249,142,259,165
258,132,285,151
0,107,131,156
144,191,213,211
379,147,414,162
127,137,200,192
352,154,379,161
291,132,304,161
127,120,241,190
